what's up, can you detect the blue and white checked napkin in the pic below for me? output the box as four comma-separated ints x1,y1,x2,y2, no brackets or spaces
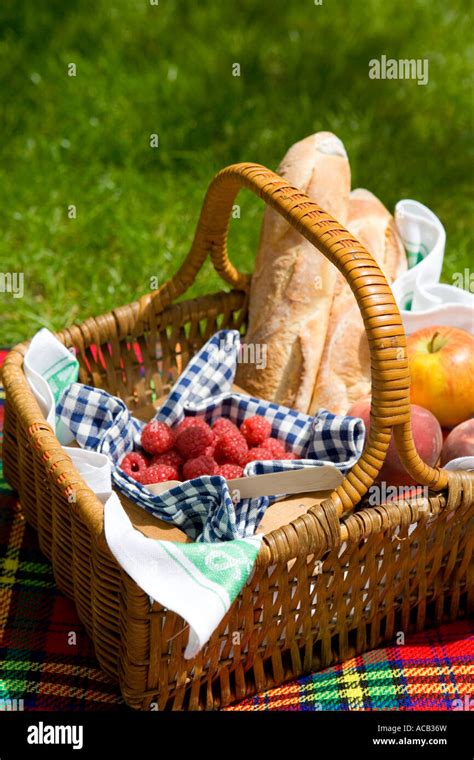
57,330,365,543
28,328,365,658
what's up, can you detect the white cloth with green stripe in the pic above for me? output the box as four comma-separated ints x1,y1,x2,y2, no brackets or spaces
24,328,80,445
392,200,474,335
24,330,115,489
104,494,262,659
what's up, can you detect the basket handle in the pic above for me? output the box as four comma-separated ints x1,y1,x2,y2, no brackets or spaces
144,163,449,516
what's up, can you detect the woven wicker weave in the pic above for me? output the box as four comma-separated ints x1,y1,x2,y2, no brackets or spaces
2,163,473,710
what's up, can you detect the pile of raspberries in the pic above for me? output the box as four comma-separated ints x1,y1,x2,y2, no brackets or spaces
120,414,297,485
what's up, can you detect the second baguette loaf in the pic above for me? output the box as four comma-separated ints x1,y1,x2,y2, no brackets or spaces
308,188,407,415
235,132,351,411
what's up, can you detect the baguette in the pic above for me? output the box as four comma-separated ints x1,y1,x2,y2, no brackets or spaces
308,189,407,415
235,132,351,411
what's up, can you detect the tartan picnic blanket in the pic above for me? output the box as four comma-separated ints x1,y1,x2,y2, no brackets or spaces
1,348,473,711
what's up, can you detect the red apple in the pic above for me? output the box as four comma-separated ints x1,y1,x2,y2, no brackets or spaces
347,397,443,486
406,326,474,427
440,418,474,466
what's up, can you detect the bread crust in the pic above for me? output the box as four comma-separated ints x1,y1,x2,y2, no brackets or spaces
308,189,407,415
235,132,351,411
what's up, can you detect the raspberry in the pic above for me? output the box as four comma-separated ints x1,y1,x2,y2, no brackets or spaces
214,431,248,466
175,425,215,459
174,417,211,436
241,447,273,466
151,449,183,468
217,464,243,480
120,452,149,481
278,451,298,460
265,437,286,457
240,415,272,446
182,455,218,480
142,463,179,485
141,421,174,455
212,418,240,438
204,445,215,457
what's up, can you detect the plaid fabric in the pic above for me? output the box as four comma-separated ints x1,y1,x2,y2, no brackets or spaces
0,499,125,710
1,348,472,711
57,330,365,542
225,623,474,711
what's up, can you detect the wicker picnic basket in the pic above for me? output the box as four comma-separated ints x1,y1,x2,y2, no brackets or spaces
2,164,473,710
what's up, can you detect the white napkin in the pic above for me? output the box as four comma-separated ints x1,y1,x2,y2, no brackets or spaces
24,328,80,444
443,457,474,472
23,328,114,487
392,200,474,335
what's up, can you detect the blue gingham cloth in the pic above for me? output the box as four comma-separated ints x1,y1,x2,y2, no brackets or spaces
57,330,365,542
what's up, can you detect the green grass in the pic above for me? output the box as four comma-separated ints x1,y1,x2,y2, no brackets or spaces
0,0,472,344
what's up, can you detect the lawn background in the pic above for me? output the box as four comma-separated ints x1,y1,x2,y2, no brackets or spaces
0,0,472,345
